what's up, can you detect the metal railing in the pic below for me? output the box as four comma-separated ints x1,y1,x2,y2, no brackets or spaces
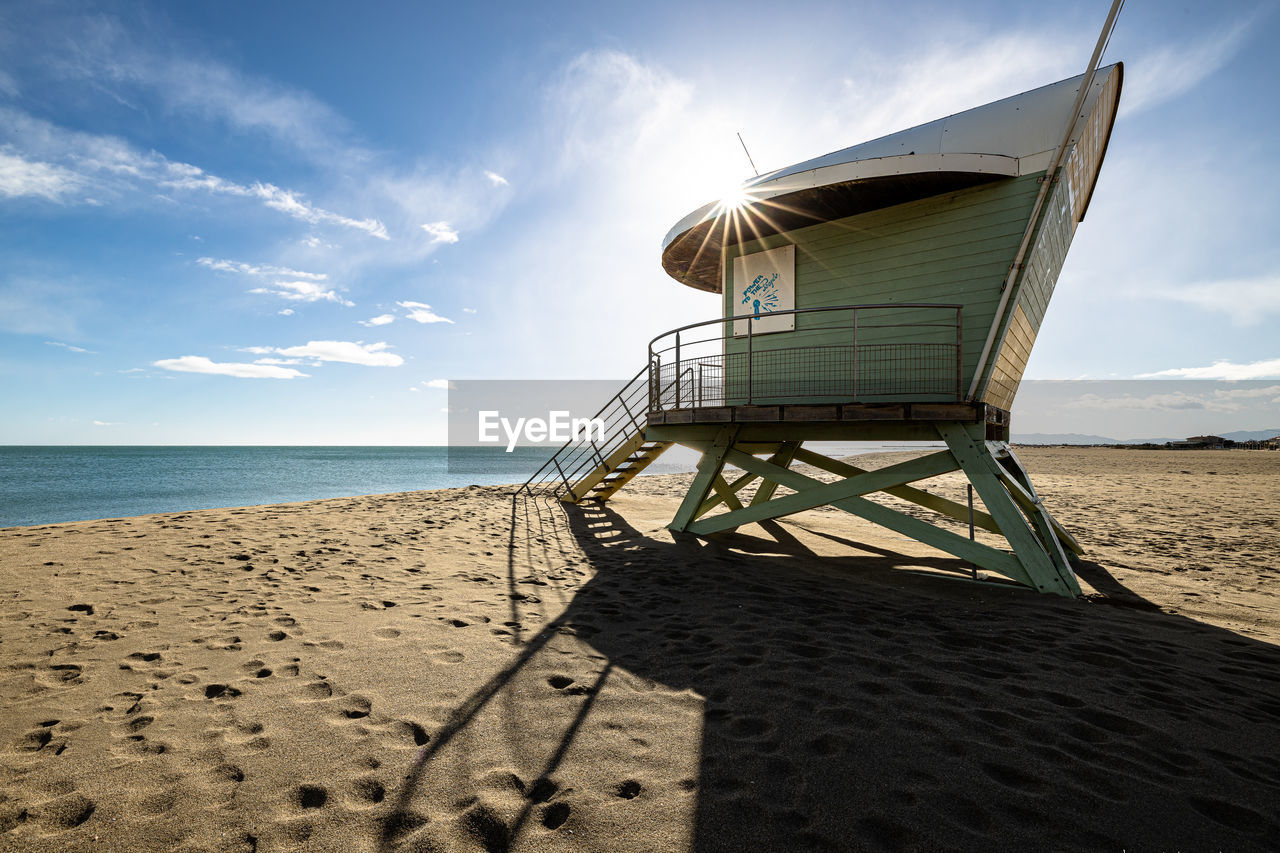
517,366,655,499
648,303,962,412
519,302,963,499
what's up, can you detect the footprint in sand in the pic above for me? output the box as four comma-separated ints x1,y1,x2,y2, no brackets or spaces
300,680,333,700
31,792,95,833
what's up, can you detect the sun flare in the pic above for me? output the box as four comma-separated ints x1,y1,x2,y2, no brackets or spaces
718,185,752,212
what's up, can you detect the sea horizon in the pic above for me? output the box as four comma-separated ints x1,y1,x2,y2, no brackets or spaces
0,442,937,528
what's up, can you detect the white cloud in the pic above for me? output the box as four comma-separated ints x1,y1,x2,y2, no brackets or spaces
1153,275,1280,326
197,256,327,281
45,340,93,353
425,379,453,389
0,150,82,200
421,221,459,244
398,301,454,324
409,386,420,392
1138,359,1280,381
279,308,294,316
271,340,403,367
92,420,119,426
248,280,354,306
153,355,308,379
250,182,388,240
252,357,303,365
462,307,477,314
360,314,395,327
484,170,509,186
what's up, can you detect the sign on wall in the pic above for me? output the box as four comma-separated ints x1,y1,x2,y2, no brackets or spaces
732,244,795,336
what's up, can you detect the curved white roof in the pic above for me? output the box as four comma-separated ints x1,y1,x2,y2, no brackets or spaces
662,63,1123,291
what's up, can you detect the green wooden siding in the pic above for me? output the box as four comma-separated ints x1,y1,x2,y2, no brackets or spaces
720,173,1042,403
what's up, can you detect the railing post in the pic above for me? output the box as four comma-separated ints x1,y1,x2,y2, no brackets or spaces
746,316,753,405
674,331,681,409
851,307,859,401
955,306,963,401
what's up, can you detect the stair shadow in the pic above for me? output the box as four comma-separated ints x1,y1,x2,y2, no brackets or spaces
385,491,1280,852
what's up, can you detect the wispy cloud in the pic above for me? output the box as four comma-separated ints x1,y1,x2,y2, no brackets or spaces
425,378,453,389
153,355,308,379
398,301,454,324
1138,358,1280,380
360,314,395,327
197,257,327,281
163,169,388,239
278,308,294,316
0,150,83,200
45,340,94,353
2,107,388,238
254,340,404,367
248,280,354,306
420,221,459,244
251,182,388,240
1121,14,1261,117
1153,275,1280,326
197,255,354,306
40,13,362,166
92,419,120,426
484,170,509,186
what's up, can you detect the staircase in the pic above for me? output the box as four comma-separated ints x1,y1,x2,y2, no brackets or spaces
519,368,672,504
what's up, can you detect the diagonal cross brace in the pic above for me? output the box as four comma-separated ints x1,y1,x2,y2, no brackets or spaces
686,448,960,534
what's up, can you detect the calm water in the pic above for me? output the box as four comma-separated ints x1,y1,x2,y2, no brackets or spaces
0,442,936,528
0,446,562,528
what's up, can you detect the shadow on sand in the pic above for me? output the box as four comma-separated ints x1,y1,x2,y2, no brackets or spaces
383,492,1280,852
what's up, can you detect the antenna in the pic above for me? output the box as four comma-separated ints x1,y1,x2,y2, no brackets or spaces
737,132,760,177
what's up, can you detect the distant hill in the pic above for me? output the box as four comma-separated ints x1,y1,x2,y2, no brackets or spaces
1013,433,1123,445
1221,428,1280,442
1013,428,1280,445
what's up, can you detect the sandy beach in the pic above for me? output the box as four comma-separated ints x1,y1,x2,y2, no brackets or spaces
2,447,1278,852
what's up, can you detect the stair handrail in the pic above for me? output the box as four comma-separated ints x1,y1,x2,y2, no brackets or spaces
518,366,648,497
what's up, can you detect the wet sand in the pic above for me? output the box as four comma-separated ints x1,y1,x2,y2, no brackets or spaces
1,447,1278,851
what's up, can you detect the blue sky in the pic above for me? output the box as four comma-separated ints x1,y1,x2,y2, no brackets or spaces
1,0,1277,444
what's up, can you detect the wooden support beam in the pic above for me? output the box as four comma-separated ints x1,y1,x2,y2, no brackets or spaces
669,426,738,532
937,423,1080,597
987,444,1084,556
687,448,960,534
826,494,1034,587
694,468,758,520
751,442,801,506
791,446,1002,535
710,474,745,512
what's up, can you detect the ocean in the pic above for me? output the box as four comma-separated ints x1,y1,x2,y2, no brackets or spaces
0,442,938,528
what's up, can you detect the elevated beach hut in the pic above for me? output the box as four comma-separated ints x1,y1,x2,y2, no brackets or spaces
523,59,1124,598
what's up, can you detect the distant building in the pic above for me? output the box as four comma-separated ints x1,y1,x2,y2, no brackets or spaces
1167,435,1227,449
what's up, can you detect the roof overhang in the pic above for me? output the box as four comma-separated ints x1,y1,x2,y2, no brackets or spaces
661,63,1122,293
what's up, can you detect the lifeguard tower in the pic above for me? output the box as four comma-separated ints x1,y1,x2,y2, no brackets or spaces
522,59,1123,598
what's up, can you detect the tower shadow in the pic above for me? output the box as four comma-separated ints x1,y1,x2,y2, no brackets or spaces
384,491,1280,852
